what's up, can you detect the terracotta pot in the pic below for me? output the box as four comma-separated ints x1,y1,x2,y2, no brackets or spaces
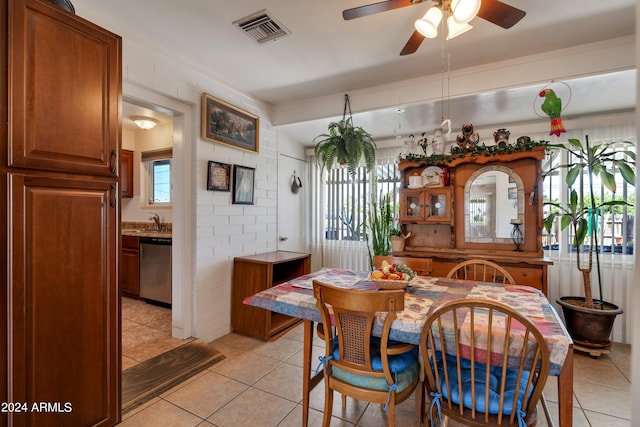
390,236,405,253
556,296,623,348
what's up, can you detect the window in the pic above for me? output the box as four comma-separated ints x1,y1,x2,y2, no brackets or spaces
149,159,171,204
141,148,172,206
542,141,636,255
322,162,401,241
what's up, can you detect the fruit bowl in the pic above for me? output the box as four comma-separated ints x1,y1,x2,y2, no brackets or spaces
369,261,416,289
369,276,412,290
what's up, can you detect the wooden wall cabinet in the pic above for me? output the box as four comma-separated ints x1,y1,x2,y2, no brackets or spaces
122,235,140,296
397,147,552,295
232,251,311,340
121,149,134,198
400,187,452,223
1,1,121,425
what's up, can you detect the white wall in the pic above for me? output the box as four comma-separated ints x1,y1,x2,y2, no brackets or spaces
121,122,175,223
118,36,294,342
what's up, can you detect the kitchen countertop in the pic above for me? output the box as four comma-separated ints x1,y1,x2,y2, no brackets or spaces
121,221,172,239
122,229,172,239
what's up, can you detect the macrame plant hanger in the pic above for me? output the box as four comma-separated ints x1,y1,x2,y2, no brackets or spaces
343,93,352,124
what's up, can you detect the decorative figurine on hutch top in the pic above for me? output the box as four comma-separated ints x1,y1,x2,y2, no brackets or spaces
431,128,446,155
456,123,479,151
493,128,510,148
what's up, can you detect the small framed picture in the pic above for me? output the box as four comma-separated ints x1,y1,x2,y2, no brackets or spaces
508,187,518,200
207,161,231,191
232,165,255,205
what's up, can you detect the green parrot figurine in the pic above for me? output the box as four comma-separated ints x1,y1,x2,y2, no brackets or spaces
539,88,566,137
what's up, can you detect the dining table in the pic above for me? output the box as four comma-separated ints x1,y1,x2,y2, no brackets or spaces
243,268,574,427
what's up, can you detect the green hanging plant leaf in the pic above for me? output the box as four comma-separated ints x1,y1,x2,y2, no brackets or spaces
313,96,376,176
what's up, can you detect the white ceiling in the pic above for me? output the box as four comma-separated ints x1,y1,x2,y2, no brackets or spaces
73,0,637,144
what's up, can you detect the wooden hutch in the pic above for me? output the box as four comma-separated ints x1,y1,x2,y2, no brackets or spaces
396,146,552,295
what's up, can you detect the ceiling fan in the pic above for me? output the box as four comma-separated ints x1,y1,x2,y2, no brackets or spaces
343,0,526,56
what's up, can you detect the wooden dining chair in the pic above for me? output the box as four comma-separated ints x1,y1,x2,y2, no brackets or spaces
446,259,517,285
420,298,551,426
313,280,420,427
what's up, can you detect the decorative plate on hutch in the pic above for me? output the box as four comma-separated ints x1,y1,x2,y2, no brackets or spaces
421,166,444,187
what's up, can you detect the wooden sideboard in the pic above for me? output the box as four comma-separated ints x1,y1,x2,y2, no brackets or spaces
232,251,311,340
396,147,552,295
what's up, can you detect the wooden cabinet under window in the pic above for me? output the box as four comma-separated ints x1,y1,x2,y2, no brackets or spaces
122,235,140,296
121,149,134,198
397,147,552,295
232,251,311,340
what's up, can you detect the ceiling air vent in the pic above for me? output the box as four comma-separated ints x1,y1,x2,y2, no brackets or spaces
233,10,290,45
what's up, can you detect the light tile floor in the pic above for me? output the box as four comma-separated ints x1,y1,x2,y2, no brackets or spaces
122,297,193,371
120,312,633,427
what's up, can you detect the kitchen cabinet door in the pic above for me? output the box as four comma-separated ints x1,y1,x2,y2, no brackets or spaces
122,236,140,296
8,0,121,176
121,149,134,198
6,173,119,427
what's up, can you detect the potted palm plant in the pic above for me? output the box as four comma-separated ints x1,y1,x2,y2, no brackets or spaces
314,94,376,176
544,136,635,349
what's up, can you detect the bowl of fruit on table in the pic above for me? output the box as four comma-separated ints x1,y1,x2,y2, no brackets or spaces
369,261,417,289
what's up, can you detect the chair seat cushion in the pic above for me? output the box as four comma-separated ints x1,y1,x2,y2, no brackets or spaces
330,337,419,392
434,351,531,415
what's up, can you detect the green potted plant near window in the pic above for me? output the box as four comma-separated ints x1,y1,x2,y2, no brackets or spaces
544,136,635,349
367,190,393,258
314,94,376,176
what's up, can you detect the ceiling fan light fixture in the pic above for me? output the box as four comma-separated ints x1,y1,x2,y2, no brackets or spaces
132,116,158,130
415,6,442,38
451,0,481,24
446,15,473,39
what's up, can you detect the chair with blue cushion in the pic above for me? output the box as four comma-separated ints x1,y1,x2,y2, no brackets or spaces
420,299,550,426
313,280,420,427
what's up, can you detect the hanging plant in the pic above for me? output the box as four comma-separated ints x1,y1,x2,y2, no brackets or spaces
314,94,376,176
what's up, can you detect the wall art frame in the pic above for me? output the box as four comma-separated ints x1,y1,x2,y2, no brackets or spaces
201,93,259,153
207,161,231,191
232,165,255,205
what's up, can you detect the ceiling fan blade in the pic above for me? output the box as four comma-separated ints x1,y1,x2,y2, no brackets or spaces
400,30,425,56
343,0,420,20
476,0,526,29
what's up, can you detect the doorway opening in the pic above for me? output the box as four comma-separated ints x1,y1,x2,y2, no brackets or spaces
120,86,194,371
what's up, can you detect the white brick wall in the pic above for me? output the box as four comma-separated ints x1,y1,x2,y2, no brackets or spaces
121,37,286,342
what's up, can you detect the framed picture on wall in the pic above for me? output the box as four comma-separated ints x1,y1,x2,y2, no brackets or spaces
207,161,231,191
508,187,518,200
201,93,259,153
232,165,255,205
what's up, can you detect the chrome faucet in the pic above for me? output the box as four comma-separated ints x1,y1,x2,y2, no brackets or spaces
149,212,161,231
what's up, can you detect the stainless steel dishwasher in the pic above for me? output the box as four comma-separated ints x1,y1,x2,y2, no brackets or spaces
139,237,172,305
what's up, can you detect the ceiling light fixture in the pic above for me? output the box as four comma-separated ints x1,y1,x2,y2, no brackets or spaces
451,0,481,24
446,15,473,40
415,0,480,40
132,116,158,130
414,6,442,39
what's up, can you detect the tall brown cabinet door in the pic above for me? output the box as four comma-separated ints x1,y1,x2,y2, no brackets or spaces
7,174,119,426
8,0,121,176
2,0,122,426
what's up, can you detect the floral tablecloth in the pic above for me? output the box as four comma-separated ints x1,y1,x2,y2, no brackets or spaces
243,268,570,375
